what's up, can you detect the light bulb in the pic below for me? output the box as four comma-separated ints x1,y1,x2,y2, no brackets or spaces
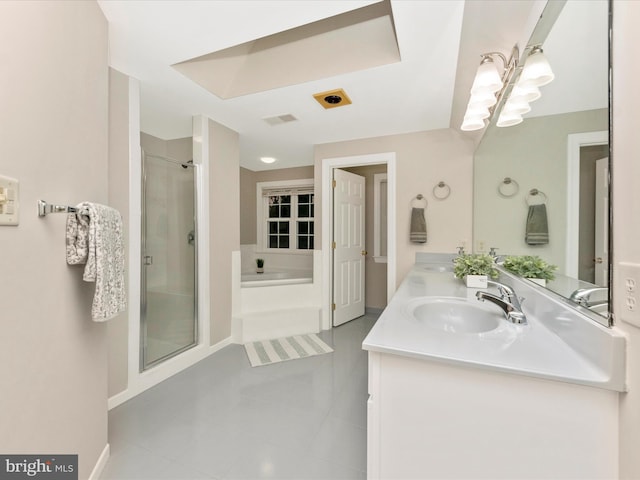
461,115,485,131
519,46,554,87
510,83,541,103
470,57,503,95
502,98,531,115
496,111,523,127
468,91,498,108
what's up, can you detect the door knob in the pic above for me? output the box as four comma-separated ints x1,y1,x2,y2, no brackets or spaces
361,250,368,256
594,257,604,264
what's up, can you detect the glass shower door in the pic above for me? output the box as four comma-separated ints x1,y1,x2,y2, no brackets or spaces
141,153,197,371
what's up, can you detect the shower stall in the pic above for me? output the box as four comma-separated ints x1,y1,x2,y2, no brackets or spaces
141,152,198,371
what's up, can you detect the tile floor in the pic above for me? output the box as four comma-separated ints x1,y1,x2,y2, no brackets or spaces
101,313,378,479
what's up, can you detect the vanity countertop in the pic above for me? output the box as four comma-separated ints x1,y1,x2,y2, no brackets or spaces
362,254,627,391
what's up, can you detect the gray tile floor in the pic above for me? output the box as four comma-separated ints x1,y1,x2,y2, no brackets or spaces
101,313,378,480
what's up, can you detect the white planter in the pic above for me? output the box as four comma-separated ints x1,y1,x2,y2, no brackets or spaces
465,275,488,288
256,267,264,274
528,278,546,287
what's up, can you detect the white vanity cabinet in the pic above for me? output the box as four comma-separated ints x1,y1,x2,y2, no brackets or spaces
363,254,625,479
366,350,618,479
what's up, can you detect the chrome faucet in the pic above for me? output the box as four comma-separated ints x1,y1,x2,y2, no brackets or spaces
569,287,608,307
476,280,527,325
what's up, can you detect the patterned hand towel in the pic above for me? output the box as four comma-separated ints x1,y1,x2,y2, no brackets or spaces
525,204,549,245
66,202,126,321
410,207,427,243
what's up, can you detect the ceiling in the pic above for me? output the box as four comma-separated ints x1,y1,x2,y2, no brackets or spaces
97,0,607,171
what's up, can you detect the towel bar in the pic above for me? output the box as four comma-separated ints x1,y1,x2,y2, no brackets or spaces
433,181,451,200
38,200,77,217
526,189,548,205
498,177,519,198
411,194,428,208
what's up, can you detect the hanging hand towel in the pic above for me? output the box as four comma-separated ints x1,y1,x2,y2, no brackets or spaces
410,207,427,243
525,203,549,245
66,202,126,321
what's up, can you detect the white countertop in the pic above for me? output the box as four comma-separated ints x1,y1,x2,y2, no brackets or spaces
362,257,627,391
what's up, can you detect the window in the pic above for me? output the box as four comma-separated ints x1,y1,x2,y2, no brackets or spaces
257,180,314,252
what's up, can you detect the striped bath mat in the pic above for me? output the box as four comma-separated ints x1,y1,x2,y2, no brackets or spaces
244,333,333,367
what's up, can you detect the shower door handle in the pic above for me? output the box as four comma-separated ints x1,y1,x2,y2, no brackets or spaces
143,255,153,266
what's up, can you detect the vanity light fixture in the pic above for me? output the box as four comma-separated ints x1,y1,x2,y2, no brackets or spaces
462,44,555,131
495,45,554,128
461,46,519,132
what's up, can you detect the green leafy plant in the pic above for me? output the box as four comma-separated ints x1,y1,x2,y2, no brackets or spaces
256,258,265,268
453,253,499,279
503,255,557,281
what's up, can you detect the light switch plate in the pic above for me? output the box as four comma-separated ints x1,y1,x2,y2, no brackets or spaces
0,175,19,226
617,262,640,328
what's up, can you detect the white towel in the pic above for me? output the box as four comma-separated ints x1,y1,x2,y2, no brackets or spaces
66,202,126,321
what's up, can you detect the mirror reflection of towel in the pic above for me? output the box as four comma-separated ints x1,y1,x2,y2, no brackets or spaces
410,207,427,243
525,204,549,245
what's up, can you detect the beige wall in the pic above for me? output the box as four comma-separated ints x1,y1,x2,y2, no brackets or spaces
141,132,193,162
108,68,130,398
0,2,108,478
240,165,314,245
209,120,240,344
315,128,475,287
343,164,388,310
613,1,640,477
474,109,608,274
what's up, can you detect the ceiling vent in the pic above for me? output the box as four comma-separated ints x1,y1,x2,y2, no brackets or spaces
263,113,298,126
313,88,352,109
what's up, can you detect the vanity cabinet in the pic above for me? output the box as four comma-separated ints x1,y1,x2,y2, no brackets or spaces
366,350,618,479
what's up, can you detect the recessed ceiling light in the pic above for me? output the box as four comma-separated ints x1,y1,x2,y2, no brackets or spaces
260,157,276,164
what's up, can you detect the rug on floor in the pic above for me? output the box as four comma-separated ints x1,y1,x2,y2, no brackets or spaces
244,333,334,367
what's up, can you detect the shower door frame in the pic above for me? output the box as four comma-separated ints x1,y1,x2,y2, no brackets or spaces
140,150,199,372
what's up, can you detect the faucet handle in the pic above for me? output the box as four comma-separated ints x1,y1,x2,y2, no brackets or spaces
456,246,465,255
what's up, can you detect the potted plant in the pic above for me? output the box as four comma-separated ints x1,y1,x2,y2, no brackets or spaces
502,255,557,286
256,258,265,274
453,253,499,288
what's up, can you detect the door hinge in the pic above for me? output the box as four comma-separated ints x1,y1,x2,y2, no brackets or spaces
332,303,336,311
332,179,336,188
332,241,336,249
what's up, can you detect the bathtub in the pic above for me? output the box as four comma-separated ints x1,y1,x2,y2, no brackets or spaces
241,269,313,288
233,253,321,343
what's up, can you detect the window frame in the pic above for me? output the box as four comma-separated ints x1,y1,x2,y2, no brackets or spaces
256,179,315,254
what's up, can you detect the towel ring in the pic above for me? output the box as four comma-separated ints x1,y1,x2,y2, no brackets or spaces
411,194,428,208
498,177,519,198
432,181,451,200
526,188,548,205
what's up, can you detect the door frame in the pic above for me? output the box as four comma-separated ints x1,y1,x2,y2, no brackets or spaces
566,131,608,277
321,152,396,331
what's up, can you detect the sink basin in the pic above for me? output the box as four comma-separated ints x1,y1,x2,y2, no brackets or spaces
409,297,501,334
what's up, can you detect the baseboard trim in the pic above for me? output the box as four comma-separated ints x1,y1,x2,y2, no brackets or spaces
107,336,233,410
88,443,109,480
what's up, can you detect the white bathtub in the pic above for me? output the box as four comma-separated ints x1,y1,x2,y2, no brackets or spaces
233,253,321,343
241,269,313,288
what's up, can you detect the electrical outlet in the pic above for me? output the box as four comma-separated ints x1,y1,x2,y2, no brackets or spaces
477,240,486,252
618,262,640,328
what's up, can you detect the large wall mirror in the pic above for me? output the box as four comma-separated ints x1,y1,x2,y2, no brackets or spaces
473,0,611,326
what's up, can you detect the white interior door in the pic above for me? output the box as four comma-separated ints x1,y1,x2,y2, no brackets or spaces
594,157,609,286
333,169,365,326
